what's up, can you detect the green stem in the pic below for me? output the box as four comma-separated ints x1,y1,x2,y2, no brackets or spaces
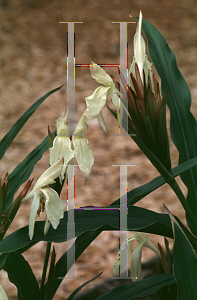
40,241,51,295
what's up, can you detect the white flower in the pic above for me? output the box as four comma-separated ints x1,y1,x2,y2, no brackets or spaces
0,285,8,300
85,62,122,131
50,111,94,181
129,11,152,84
72,113,94,178
50,111,74,181
113,232,160,281
22,158,64,240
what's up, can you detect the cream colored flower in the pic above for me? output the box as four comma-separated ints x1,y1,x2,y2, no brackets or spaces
22,158,64,240
50,111,94,181
85,62,122,130
129,11,152,84
113,232,159,281
72,112,94,178
50,111,74,181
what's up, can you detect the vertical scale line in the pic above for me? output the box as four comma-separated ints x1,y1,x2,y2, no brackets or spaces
59,21,83,279
111,164,136,279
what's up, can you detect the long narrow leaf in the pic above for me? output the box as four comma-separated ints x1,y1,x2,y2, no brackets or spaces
1,158,197,253
94,273,175,300
5,130,56,211
3,252,42,300
67,272,103,300
166,206,197,300
141,17,197,226
110,157,197,207
0,85,62,160
0,206,173,253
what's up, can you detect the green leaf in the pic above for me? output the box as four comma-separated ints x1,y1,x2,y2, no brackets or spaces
0,206,172,253
0,253,9,270
166,207,197,300
3,252,42,300
1,158,197,254
0,85,62,161
141,17,197,228
5,130,56,211
110,157,197,207
94,273,175,300
67,272,103,300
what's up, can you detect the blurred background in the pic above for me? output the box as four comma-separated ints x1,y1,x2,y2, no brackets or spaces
1,0,197,299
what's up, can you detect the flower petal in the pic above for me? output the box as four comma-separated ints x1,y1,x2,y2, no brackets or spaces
56,110,68,135
29,192,40,240
41,187,64,229
143,239,160,256
85,86,110,123
133,11,146,80
129,11,152,85
72,137,94,177
90,62,114,87
130,243,143,282
130,231,149,244
50,136,74,180
73,112,88,138
34,158,64,190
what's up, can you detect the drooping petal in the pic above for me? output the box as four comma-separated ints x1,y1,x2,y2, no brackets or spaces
130,243,143,281
29,192,40,240
130,231,149,244
34,158,64,190
90,62,114,87
50,136,74,180
72,137,94,177
73,112,88,138
0,285,8,300
41,187,64,230
88,62,123,130
22,158,64,203
85,86,110,126
143,239,160,256
50,136,74,165
21,188,36,202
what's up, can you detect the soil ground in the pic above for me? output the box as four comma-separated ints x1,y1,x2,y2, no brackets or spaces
1,0,197,299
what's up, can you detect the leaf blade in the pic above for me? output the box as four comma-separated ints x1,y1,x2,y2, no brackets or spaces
0,85,62,161
141,17,197,227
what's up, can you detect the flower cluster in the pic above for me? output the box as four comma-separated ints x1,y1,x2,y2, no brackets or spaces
22,159,65,240
23,62,121,240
